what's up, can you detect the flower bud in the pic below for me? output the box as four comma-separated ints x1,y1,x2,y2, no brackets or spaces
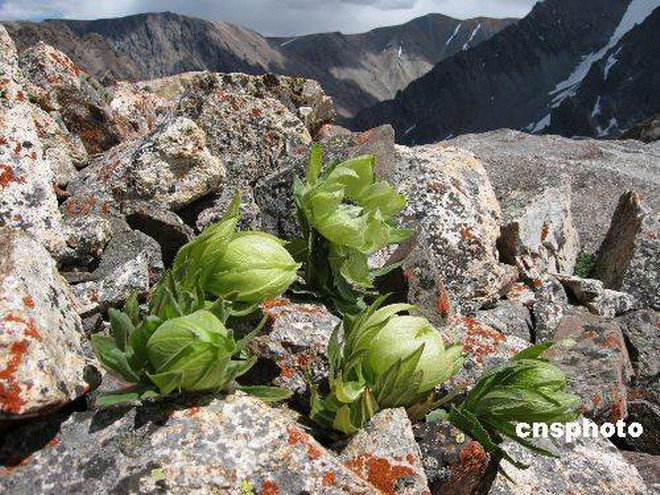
146,310,238,394
364,315,463,395
205,232,300,303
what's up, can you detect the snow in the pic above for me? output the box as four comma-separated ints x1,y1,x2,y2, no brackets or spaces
446,23,461,46
550,0,658,107
604,47,622,79
528,113,551,133
463,23,482,50
404,124,417,136
397,45,403,58
280,37,297,47
591,96,603,118
597,117,620,137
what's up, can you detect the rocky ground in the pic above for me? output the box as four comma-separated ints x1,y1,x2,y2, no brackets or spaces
0,25,658,494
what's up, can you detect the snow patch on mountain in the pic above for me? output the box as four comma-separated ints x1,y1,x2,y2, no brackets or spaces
446,23,461,46
463,23,481,50
550,0,658,107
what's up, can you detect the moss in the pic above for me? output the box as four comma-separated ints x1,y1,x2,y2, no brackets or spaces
574,251,596,278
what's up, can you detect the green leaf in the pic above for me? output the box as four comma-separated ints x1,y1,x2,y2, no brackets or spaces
512,342,554,361
95,390,143,408
122,292,141,326
426,408,449,423
307,145,324,186
237,385,293,402
129,316,162,369
108,308,133,352
91,334,140,383
333,404,359,435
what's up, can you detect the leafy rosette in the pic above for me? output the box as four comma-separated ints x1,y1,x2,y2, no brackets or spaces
292,147,413,312
174,193,300,309
91,304,290,406
446,343,580,471
310,296,463,434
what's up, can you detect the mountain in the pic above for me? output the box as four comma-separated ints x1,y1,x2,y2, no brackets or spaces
1,11,515,117
352,0,660,143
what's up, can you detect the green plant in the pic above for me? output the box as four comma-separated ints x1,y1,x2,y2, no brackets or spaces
574,251,596,278
174,192,300,315
92,305,289,406
443,343,580,471
291,147,413,313
310,296,463,434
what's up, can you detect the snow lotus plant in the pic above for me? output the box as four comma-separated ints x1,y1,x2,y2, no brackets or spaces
91,303,290,406
292,147,413,313
174,192,300,314
439,343,580,471
310,297,463,434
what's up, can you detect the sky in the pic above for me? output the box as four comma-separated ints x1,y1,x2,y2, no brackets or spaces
0,0,538,36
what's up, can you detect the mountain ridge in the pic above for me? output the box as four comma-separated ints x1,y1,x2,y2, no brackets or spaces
1,10,515,117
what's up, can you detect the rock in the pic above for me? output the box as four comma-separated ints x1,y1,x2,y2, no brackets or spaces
0,392,376,493
555,274,605,303
622,452,660,493
474,300,533,342
247,298,339,408
620,398,660,455
545,308,633,423
68,117,226,211
31,105,87,186
617,309,660,386
446,130,660,253
498,177,580,279
60,214,115,269
441,316,529,391
18,42,121,154
531,300,565,343
504,282,536,307
0,101,67,257
122,201,194,266
488,418,648,494
592,191,659,310
585,289,639,318
0,229,98,418
70,230,163,317
108,80,173,141
341,408,430,495
413,420,490,495
391,144,518,313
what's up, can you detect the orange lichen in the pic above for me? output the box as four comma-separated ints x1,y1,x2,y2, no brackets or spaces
0,164,25,188
287,426,323,460
322,470,336,487
259,480,279,495
604,337,621,349
435,286,451,317
541,222,550,242
0,340,29,414
4,313,41,341
346,454,416,495
461,318,506,365
22,296,35,308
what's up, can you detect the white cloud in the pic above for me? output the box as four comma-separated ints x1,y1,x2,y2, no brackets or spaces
0,0,538,35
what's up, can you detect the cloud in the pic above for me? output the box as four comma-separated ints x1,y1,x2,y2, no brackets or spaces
0,0,538,35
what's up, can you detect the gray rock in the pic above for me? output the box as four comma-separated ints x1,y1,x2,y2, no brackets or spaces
556,274,605,303
60,214,114,269
413,419,490,495
0,392,376,493
498,177,580,279
474,300,533,342
122,201,194,266
441,316,529,392
68,117,226,211
70,230,163,317
545,308,633,423
617,309,660,385
248,298,339,406
488,418,647,494
446,130,660,253
621,398,660,455
340,408,430,495
593,191,659,310
532,300,565,343
392,144,518,313
585,289,639,318
18,42,121,154
0,229,99,418
622,452,660,493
